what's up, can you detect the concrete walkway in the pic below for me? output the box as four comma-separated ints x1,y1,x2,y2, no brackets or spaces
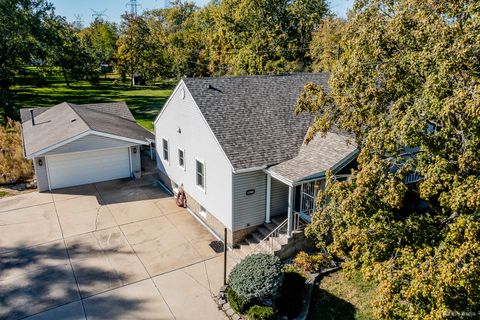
0,177,239,320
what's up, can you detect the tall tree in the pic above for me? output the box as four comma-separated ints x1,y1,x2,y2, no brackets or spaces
116,14,154,85
146,0,211,78
209,0,328,75
44,18,98,86
0,0,56,122
309,17,346,72
79,19,119,77
296,0,480,319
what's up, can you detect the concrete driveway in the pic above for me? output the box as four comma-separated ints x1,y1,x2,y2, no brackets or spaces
0,177,239,320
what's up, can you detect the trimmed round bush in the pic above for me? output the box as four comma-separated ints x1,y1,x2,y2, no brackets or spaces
227,287,253,314
228,253,283,303
246,305,277,320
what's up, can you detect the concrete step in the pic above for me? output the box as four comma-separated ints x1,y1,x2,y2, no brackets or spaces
245,236,259,246
264,222,276,233
271,216,287,226
257,226,271,238
251,231,265,243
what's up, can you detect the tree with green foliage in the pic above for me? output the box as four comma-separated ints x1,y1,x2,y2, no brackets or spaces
146,0,211,78
0,0,56,122
296,1,480,319
116,14,156,85
309,17,346,72
209,0,329,75
44,18,98,86
79,19,119,78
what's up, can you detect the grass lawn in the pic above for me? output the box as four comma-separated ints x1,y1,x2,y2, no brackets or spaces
308,270,376,320
11,69,175,131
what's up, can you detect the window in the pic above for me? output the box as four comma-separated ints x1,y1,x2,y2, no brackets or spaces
199,205,207,219
162,138,169,162
178,148,185,169
196,159,205,190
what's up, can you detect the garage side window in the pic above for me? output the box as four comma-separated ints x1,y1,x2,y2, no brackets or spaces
162,138,169,163
196,159,205,191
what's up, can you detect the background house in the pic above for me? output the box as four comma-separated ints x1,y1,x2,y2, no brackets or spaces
154,74,357,246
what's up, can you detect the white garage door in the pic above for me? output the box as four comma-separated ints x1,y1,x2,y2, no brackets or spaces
47,147,131,190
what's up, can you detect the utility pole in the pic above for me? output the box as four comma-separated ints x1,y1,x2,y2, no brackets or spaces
126,0,141,16
90,9,108,21
73,14,83,29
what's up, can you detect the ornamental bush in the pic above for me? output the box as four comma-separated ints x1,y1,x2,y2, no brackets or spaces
246,305,277,320
293,251,330,273
227,287,253,314
228,253,283,303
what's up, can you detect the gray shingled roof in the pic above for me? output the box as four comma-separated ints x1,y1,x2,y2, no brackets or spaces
20,102,154,157
183,73,330,170
268,132,358,184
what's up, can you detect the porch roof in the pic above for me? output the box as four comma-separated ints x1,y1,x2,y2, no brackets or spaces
267,132,358,185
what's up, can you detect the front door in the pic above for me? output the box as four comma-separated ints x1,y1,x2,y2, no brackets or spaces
300,181,316,219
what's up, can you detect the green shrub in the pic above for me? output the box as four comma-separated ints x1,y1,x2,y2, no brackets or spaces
228,253,284,303
227,287,253,314
277,271,306,318
293,251,330,273
246,305,277,320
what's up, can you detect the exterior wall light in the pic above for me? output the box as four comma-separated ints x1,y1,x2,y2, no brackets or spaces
133,147,138,154
38,159,43,166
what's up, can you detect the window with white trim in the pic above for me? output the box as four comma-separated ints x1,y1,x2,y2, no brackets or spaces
178,148,185,169
196,159,205,190
162,138,169,162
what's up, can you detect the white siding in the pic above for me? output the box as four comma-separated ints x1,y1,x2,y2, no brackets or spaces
232,171,266,231
34,157,49,192
154,82,233,229
44,134,136,155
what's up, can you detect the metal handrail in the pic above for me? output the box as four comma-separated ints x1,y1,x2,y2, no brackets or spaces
252,212,305,255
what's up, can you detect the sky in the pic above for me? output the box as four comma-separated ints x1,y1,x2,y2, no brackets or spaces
50,0,354,26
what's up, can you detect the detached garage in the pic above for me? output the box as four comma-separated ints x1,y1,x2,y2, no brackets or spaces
20,102,154,191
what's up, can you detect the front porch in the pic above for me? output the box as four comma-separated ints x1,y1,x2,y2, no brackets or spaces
264,132,358,239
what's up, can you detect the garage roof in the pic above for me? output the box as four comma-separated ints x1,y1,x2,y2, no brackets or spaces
20,102,154,158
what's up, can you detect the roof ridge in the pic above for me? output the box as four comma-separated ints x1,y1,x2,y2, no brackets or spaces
64,102,91,129
183,72,329,82
70,103,137,124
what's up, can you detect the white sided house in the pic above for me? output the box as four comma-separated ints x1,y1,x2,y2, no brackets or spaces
154,73,358,250
21,102,154,191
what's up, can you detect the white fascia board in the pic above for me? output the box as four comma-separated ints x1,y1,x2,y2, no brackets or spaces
153,80,184,125
27,131,91,159
27,130,148,159
264,168,293,187
331,149,359,174
90,131,149,146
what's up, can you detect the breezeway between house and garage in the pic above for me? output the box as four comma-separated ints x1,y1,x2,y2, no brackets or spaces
0,177,239,320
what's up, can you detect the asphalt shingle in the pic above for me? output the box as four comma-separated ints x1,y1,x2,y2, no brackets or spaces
183,73,330,170
20,102,153,157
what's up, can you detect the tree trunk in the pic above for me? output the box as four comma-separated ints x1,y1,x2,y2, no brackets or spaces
62,67,70,87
